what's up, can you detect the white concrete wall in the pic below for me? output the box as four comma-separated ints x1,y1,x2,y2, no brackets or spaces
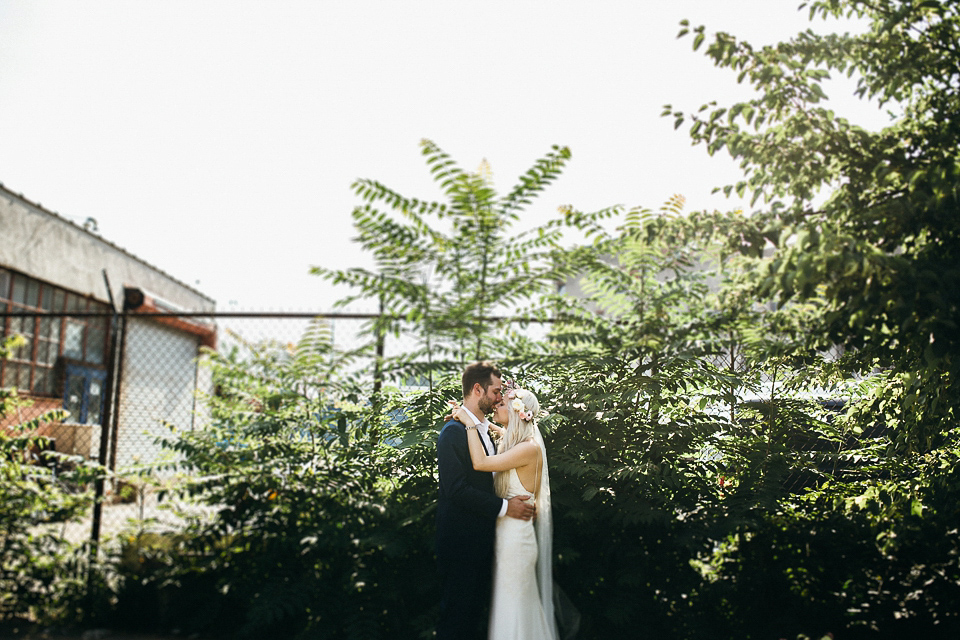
1,184,217,470
114,318,209,470
0,186,214,311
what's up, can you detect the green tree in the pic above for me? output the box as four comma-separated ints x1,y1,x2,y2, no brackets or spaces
113,319,461,639
0,335,99,625
115,321,376,637
536,197,851,637
312,139,574,385
657,1,960,635
667,0,959,453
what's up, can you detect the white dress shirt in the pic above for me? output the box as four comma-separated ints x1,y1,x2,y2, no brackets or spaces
461,406,509,518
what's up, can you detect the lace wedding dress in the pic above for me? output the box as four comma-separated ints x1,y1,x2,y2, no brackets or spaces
488,432,558,640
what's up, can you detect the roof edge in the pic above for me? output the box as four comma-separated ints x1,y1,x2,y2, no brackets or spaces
0,182,216,305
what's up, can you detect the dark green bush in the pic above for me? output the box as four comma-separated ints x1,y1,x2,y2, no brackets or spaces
1,336,101,626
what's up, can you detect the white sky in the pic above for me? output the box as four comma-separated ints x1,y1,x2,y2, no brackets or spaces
0,0,890,312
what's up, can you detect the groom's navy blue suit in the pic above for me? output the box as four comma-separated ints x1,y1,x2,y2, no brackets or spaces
436,418,502,640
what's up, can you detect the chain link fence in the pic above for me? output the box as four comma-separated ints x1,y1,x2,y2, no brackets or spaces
2,309,867,550
1,311,383,547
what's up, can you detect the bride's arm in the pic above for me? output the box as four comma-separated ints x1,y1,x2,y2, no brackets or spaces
453,407,538,472
453,409,493,471
467,430,538,473
464,427,491,469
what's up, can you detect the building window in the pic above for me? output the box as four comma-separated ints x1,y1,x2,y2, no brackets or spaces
0,268,110,396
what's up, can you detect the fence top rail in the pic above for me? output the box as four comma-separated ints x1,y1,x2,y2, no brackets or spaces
0,310,557,322
1,311,380,319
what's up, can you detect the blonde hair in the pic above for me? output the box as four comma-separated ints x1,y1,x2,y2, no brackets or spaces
493,388,541,499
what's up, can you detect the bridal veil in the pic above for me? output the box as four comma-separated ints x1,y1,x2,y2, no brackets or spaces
534,424,579,640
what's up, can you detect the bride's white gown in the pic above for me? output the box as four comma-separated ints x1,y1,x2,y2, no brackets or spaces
489,468,556,640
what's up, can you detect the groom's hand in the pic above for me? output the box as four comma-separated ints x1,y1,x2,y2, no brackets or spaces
506,495,536,521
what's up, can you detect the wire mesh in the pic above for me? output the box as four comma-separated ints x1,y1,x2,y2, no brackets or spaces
3,309,866,549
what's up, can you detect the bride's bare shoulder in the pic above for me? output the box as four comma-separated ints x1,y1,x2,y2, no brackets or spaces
519,438,540,458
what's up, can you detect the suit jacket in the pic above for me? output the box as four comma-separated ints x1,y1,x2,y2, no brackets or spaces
435,419,502,565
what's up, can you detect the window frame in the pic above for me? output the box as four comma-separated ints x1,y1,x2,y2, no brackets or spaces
0,268,111,397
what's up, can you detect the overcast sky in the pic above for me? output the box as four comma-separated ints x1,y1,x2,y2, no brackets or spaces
0,1,889,312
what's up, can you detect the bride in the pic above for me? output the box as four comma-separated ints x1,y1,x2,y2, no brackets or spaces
453,386,559,640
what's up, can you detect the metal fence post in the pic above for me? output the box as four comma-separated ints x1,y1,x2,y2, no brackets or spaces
107,314,127,474
90,273,122,548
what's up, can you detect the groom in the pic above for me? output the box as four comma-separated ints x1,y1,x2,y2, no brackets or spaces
435,361,536,640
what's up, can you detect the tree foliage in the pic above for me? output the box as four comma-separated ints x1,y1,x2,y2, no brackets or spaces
530,195,864,637
105,323,456,639
312,139,574,381
650,0,960,635
11,2,960,637
667,0,959,453
0,335,100,625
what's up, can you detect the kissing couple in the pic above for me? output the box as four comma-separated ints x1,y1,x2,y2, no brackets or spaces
435,361,563,640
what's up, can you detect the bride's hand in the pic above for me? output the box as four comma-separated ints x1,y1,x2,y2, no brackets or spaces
444,400,468,423
448,401,475,427
442,400,456,422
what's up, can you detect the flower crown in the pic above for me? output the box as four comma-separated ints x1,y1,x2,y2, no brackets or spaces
504,382,534,422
